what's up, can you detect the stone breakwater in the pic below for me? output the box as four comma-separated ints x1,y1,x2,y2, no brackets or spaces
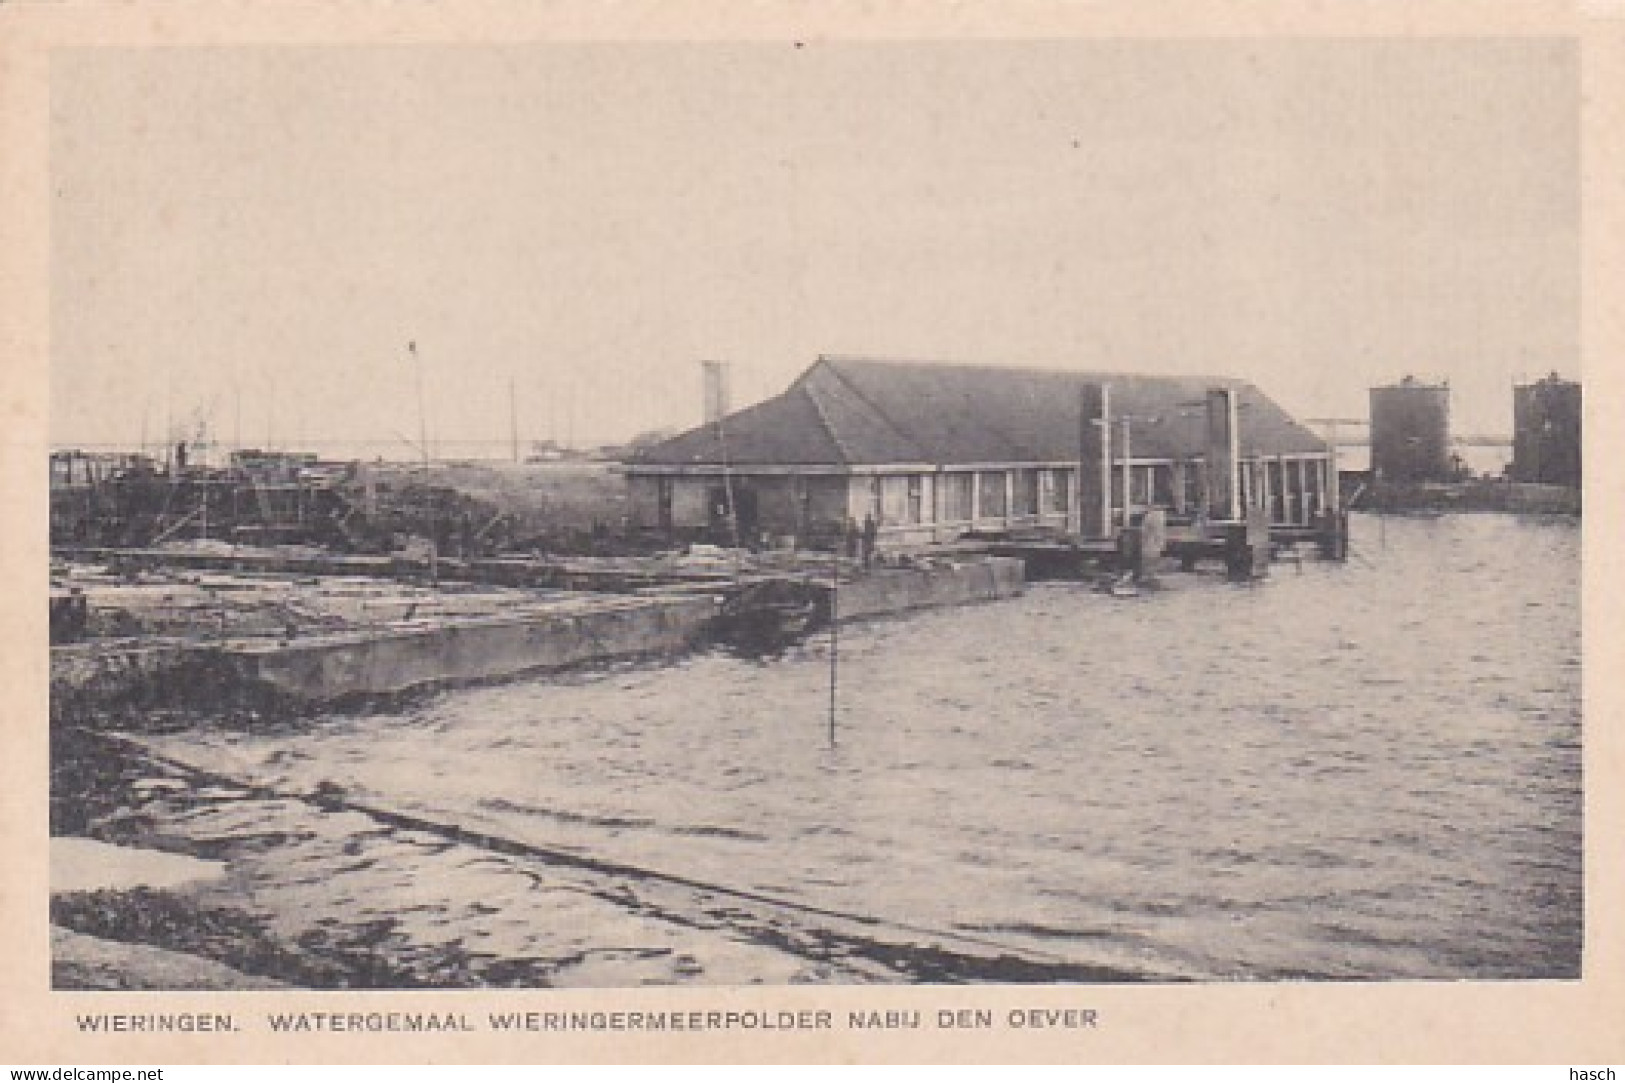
51,557,1023,720
49,595,719,719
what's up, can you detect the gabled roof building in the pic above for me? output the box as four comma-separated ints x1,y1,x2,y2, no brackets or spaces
626,356,1334,548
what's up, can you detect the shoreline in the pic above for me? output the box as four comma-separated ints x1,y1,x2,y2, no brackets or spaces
50,717,1169,989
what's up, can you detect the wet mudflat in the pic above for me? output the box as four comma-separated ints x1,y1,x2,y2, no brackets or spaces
54,513,1582,986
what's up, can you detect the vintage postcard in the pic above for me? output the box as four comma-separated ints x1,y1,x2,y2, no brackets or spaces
2,0,1621,1065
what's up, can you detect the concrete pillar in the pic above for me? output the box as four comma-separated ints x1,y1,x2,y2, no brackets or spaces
1077,382,1112,539
1205,387,1241,521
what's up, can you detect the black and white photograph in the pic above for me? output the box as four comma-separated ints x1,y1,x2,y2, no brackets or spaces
6,1,1619,1064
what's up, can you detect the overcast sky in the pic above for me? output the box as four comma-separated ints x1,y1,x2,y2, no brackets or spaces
49,39,1577,456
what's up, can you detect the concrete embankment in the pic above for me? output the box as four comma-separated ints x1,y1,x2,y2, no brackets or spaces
828,556,1024,620
51,594,721,718
218,594,720,707
51,556,1024,719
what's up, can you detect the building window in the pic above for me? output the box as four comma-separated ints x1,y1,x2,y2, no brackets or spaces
1038,469,1071,515
881,475,907,524
657,477,674,530
942,473,974,521
1183,463,1203,512
907,475,925,524
1267,460,1285,520
1152,466,1174,507
1012,469,1039,517
977,471,1007,518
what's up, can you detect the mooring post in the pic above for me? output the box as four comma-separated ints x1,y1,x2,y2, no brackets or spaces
1223,523,1251,580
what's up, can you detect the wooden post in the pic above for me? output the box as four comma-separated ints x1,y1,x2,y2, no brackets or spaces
1325,426,1341,513
828,549,838,749
509,376,520,463
1119,417,1133,530
1099,385,1113,537
1305,418,1361,517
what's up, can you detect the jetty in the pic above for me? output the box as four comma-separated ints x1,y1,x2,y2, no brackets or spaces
50,548,1025,720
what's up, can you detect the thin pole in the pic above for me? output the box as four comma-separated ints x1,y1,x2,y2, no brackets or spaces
509,377,520,463
411,341,429,467
165,371,174,473
712,382,742,554
410,341,438,585
828,549,839,749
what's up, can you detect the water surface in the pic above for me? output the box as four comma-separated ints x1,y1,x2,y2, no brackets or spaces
148,513,1582,982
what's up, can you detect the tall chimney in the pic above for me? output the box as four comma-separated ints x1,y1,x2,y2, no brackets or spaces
701,360,732,425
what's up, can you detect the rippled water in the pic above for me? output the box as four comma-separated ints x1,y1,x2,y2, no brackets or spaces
149,513,1582,982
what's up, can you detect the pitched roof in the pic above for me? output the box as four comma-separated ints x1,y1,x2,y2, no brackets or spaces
632,356,1328,468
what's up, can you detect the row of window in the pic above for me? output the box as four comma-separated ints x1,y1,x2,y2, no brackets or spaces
870,469,1073,525
866,460,1330,526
